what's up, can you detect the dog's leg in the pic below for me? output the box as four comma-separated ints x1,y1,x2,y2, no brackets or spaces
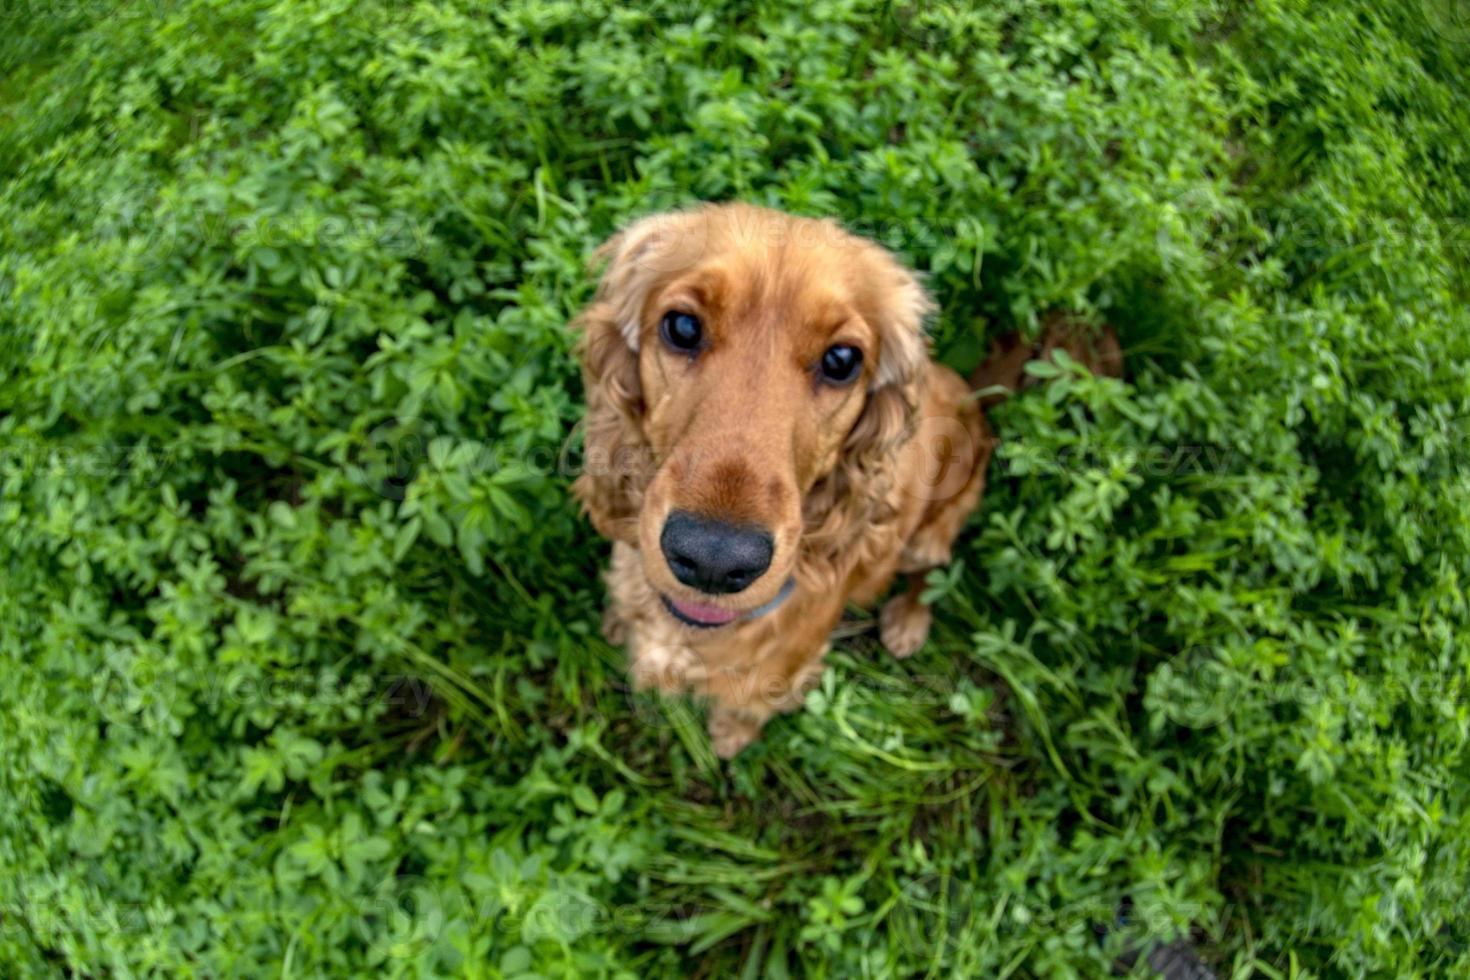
707,648,828,758
707,705,767,759
898,468,982,572
899,406,991,574
706,649,830,757
701,600,839,757
886,454,984,658
884,396,991,657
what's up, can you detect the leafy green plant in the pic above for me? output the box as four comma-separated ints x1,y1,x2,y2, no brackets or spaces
2,0,1467,976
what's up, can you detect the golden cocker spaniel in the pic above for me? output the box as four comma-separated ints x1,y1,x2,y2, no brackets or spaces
573,203,1120,757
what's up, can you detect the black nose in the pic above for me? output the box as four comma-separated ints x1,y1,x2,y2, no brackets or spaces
660,510,774,595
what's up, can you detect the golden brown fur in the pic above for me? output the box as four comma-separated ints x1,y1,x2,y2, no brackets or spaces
573,203,1119,757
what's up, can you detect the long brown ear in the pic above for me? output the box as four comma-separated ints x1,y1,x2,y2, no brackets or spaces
572,300,644,543
572,212,705,543
847,250,932,471
802,246,934,573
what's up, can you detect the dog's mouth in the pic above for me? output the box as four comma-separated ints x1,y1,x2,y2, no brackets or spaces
660,594,740,628
659,578,797,629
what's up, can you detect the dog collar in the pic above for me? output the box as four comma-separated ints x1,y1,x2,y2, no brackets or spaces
743,577,796,621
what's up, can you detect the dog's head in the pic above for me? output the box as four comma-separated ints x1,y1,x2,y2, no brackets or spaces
573,203,932,628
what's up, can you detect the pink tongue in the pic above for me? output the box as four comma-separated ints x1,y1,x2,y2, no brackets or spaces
669,597,739,625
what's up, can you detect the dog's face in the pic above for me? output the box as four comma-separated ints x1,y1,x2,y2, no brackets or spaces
575,204,931,629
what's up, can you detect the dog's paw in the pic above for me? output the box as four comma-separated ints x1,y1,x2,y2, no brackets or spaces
879,592,931,658
707,710,762,759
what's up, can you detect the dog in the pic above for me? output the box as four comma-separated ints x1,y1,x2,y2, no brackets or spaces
573,203,1120,757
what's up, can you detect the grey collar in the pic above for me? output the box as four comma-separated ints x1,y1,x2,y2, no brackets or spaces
743,577,796,621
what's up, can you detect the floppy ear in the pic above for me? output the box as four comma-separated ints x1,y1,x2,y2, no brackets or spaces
867,258,933,392
572,212,704,543
847,245,933,471
802,248,934,570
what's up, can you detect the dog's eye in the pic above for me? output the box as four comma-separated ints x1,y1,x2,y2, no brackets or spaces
819,344,863,384
660,311,703,352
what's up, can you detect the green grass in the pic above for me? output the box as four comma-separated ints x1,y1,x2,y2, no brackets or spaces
1,0,1467,976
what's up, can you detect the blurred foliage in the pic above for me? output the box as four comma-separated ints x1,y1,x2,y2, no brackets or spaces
1,0,1467,975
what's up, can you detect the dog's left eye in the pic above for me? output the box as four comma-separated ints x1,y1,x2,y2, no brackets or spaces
819,344,863,384
660,311,703,352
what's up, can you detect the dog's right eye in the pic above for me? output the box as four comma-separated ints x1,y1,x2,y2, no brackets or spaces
659,311,703,353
